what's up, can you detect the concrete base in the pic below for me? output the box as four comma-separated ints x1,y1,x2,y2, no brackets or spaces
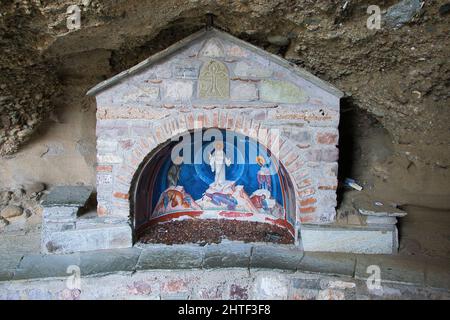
301,224,398,254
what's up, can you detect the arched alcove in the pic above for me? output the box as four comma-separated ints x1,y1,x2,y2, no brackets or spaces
131,129,296,244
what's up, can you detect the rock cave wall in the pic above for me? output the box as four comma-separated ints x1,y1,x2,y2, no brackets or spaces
1,0,449,210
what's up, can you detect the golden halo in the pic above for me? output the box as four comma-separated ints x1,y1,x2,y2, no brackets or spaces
256,155,266,166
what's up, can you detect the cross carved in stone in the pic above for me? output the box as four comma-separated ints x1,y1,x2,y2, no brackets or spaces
199,60,229,99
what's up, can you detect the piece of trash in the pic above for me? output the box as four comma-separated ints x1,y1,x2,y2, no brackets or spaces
265,231,282,243
374,201,383,206
344,178,363,191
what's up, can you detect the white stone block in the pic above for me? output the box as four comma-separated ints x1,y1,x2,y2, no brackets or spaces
41,224,132,254
301,225,397,254
230,81,258,101
163,80,194,101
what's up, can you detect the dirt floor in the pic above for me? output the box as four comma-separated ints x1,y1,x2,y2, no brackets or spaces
138,219,294,245
398,205,450,260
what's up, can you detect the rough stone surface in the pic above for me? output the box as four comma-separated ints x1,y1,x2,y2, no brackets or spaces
254,274,289,299
24,182,45,196
203,243,252,268
41,186,93,207
14,253,82,280
233,60,272,78
384,0,423,28
298,252,356,276
250,244,303,270
355,255,425,285
259,79,307,103
0,205,23,219
79,248,141,275
230,81,258,101
136,245,204,270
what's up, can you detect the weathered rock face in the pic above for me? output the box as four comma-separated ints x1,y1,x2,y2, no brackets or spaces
0,0,449,208
0,205,23,219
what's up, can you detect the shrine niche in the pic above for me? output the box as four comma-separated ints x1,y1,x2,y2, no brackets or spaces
133,130,296,241
198,60,229,99
86,27,343,249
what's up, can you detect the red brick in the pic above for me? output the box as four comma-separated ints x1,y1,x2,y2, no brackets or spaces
212,111,220,127
297,178,312,189
226,114,235,130
318,185,337,190
113,192,129,200
96,165,112,173
300,206,316,213
299,214,315,223
187,113,195,129
300,198,317,206
317,132,338,145
219,111,227,128
97,205,108,216
119,139,134,150
230,284,249,300
297,187,315,198
127,281,152,296
162,279,188,293
196,114,205,127
283,152,299,167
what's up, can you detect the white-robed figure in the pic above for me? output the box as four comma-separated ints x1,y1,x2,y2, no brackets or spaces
208,141,231,187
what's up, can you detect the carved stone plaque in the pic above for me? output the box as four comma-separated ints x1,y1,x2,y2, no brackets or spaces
198,60,229,99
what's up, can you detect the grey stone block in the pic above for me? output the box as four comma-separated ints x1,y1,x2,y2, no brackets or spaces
43,206,78,220
42,220,76,232
250,244,303,270
14,253,82,280
384,0,422,29
0,270,14,281
80,247,141,275
298,252,356,276
0,254,23,281
365,216,397,225
355,255,425,285
41,186,93,207
291,277,321,290
136,245,204,270
203,243,252,268
41,224,132,254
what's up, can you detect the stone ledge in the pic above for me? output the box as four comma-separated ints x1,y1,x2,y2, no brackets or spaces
298,252,356,276
136,244,204,270
41,186,93,207
2,244,449,292
0,254,23,281
355,255,425,286
14,253,82,280
79,247,141,276
250,244,303,270
12,247,142,281
203,242,252,269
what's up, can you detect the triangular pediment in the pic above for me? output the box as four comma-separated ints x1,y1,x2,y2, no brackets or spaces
87,28,343,100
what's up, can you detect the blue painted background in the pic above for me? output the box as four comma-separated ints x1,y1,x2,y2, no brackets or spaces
150,130,286,212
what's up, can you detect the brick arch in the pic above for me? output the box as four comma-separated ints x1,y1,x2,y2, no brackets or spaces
110,111,317,242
